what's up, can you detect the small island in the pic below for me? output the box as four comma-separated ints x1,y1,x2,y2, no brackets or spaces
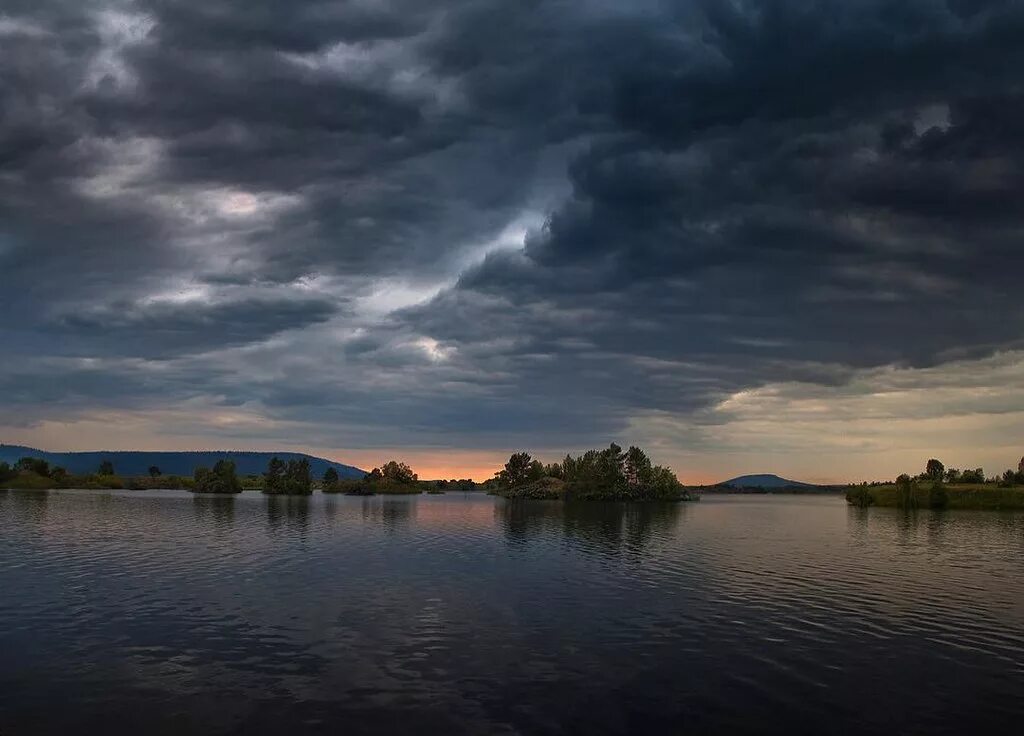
489,444,695,502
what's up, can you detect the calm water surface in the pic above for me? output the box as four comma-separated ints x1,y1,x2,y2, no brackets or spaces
1,491,1022,735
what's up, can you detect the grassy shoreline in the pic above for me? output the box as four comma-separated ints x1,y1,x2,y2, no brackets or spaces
0,470,425,495
0,471,192,491
847,483,1024,510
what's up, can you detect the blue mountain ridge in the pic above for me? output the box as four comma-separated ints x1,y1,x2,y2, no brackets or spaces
719,474,817,488
0,444,365,479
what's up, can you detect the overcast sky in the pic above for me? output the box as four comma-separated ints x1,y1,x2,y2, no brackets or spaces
3,0,1024,482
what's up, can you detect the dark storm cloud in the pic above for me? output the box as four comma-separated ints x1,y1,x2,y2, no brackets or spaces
56,295,340,358
2,0,1023,450
0,358,214,418
146,0,426,51
399,0,1024,437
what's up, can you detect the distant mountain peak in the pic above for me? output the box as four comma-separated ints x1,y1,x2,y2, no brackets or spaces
719,473,816,488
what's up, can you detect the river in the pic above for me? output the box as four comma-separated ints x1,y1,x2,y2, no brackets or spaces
1,490,1021,734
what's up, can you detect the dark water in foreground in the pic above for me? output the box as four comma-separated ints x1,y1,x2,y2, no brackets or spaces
1,491,1022,735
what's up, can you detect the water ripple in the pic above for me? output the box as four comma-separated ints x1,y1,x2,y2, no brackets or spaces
0,491,1022,735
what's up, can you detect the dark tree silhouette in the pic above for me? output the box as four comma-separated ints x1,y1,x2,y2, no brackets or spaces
264,457,286,494
498,452,535,488
380,461,417,484
624,446,653,487
262,457,312,495
193,460,242,494
17,457,50,476
497,443,685,500
895,473,916,509
321,467,340,493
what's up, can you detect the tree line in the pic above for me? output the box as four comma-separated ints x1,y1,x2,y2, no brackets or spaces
322,460,420,495
0,453,430,496
192,456,427,496
0,456,186,490
915,457,1023,486
847,456,1024,509
4,446,694,501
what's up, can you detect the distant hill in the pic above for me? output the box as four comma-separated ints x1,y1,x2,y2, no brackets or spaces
719,474,818,489
0,444,365,479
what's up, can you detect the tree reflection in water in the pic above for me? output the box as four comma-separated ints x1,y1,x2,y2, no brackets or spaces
498,499,684,557
358,496,416,533
266,495,311,538
192,494,236,531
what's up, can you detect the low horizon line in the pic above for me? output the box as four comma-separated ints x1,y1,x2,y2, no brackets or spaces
1,441,888,486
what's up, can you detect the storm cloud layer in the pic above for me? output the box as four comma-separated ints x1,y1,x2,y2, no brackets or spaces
3,1,1024,479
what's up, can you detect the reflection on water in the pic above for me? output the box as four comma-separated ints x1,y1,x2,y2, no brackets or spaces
0,491,1022,736
380,498,414,532
193,494,236,530
1,487,50,523
498,499,684,557
266,495,311,537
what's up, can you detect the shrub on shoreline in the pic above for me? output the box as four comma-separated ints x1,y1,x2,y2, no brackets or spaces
263,457,312,495
192,460,242,494
844,483,1024,510
321,460,423,495
498,477,566,500
846,486,874,507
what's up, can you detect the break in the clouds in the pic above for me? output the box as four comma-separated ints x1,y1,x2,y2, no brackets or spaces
2,0,1024,481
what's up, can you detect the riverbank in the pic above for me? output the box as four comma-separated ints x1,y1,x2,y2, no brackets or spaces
847,483,1024,510
0,473,430,495
0,469,216,491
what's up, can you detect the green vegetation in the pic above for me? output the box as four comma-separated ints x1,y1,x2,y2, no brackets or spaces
846,458,1024,510
263,457,313,495
925,458,944,482
498,475,568,500
848,482,1024,510
493,444,693,501
18,457,52,476
846,485,874,507
192,460,242,494
321,466,341,492
428,478,477,492
125,475,192,490
0,469,55,490
928,482,948,510
323,459,423,495
4,456,94,489
325,480,375,495
945,467,986,484
0,455,178,490
415,478,481,494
